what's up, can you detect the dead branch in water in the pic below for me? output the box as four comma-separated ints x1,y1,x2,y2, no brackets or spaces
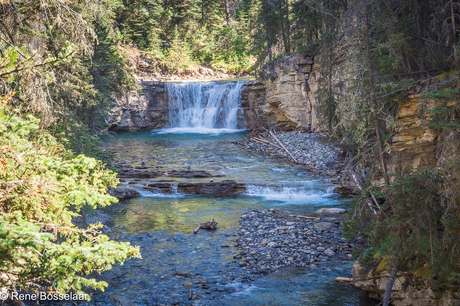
193,219,218,234
117,202,141,215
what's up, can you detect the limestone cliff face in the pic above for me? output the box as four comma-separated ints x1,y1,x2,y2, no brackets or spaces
241,53,320,131
109,81,167,132
389,94,440,170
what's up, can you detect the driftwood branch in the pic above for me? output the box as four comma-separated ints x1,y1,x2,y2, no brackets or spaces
249,136,283,150
335,277,354,282
296,215,321,221
193,219,217,234
268,131,298,163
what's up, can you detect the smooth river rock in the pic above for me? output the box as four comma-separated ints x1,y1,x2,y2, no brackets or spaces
109,187,141,199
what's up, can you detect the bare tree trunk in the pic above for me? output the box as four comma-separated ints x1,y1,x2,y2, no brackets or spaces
383,261,399,306
382,0,393,12
267,27,272,61
278,0,286,53
201,1,204,24
224,0,230,25
414,0,426,72
364,0,389,184
91,106,96,136
451,0,458,67
429,216,434,265
284,0,290,53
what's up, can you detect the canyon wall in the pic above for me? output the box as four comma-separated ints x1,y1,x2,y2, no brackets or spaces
241,52,321,131
109,81,167,132
388,93,440,170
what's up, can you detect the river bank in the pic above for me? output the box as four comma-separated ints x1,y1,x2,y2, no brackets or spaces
236,131,356,195
234,208,354,275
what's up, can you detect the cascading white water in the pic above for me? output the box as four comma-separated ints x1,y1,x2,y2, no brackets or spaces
244,185,334,204
164,80,247,133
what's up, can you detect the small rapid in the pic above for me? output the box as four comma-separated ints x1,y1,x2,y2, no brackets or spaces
244,185,335,204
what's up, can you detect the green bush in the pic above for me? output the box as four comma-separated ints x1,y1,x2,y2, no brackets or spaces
0,103,140,298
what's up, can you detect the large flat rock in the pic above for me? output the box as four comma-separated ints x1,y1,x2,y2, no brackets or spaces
177,180,245,195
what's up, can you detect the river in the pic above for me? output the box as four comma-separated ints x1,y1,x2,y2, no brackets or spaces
93,80,378,306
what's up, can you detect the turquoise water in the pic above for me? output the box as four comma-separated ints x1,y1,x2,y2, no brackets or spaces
99,130,377,305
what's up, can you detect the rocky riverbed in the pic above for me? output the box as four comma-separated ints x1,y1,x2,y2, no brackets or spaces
236,131,356,194
234,208,355,276
237,131,345,174
11,129,371,306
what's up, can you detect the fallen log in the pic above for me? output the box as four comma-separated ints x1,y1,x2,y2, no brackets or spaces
268,130,298,163
250,137,283,150
296,215,321,221
193,219,218,234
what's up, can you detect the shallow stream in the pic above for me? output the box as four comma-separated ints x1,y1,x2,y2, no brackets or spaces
95,130,378,306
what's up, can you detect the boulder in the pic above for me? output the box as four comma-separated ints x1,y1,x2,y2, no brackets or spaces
109,187,140,200
177,180,245,195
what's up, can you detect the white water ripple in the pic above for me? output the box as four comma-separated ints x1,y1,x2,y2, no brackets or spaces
244,185,335,204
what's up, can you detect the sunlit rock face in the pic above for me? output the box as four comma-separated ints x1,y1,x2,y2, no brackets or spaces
241,52,319,131
389,94,440,170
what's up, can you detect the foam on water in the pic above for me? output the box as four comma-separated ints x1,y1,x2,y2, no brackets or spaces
154,127,241,135
136,189,184,198
244,185,334,204
228,282,265,296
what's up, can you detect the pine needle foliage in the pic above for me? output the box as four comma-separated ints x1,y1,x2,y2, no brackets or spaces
0,100,140,298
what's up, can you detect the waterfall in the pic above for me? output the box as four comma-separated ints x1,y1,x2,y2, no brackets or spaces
164,80,247,133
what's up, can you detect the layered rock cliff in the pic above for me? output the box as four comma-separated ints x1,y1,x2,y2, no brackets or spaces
389,94,440,170
109,81,167,132
241,53,321,131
